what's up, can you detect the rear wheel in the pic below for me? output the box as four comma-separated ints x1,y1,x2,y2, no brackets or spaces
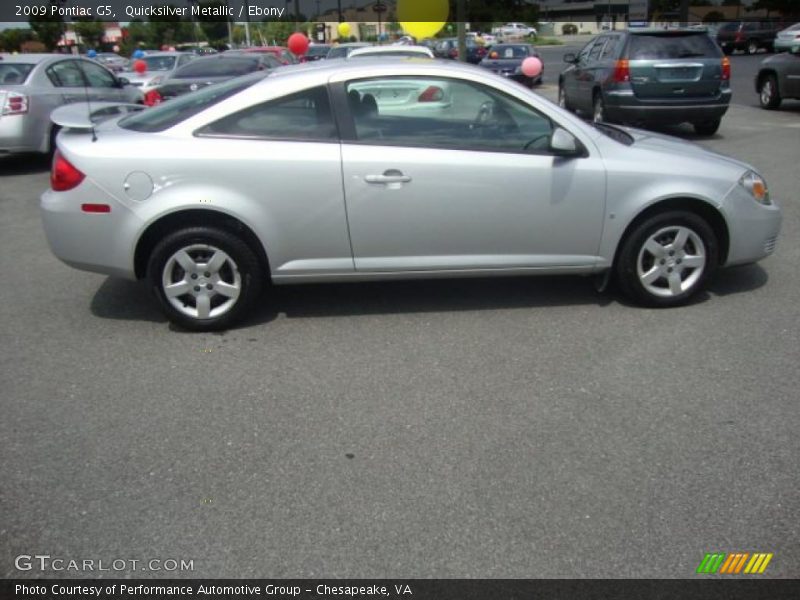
693,118,721,136
558,83,570,111
747,39,759,55
759,74,781,109
48,125,60,156
147,226,264,331
616,211,718,307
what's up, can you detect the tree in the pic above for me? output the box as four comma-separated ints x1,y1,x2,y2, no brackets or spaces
703,10,725,22
0,28,34,52
690,0,712,6
73,18,106,49
721,0,741,6
196,1,230,47
29,1,65,51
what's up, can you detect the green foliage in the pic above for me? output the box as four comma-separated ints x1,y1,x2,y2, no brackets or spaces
750,0,799,15
29,2,64,51
704,10,725,22
73,18,106,49
0,28,34,52
196,1,229,46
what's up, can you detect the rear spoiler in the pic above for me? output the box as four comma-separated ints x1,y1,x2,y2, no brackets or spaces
50,102,145,131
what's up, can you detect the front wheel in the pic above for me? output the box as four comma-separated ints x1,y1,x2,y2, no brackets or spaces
147,226,264,331
615,211,718,307
759,74,781,110
592,92,606,123
747,40,759,55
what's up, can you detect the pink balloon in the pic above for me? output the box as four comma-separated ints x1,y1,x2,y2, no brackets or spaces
133,59,147,74
521,56,543,78
287,32,310,56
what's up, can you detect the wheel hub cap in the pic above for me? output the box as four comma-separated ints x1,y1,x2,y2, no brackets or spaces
636,226,706,298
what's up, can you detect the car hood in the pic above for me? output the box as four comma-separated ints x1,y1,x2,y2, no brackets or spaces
621,126,754,173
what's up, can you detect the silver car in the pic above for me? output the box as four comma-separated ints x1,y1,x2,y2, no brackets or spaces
41,60,781,331
1,53,142,156
117,51,196,93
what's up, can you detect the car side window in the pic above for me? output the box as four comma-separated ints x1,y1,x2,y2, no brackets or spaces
345,77,554,155
600,37,619,60
588,38,607,62
79,61,117,88
577,40,596,63
198,85,337,141
46,60,85,87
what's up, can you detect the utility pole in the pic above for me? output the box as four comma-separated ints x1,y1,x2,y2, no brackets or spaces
457,0,466,63
244,0,251,47
337,0,343,22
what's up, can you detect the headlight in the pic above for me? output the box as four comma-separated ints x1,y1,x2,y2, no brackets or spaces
739,171,771,205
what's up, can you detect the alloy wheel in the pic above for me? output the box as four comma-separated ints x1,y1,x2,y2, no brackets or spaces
636,226,706,298
161,244,242,320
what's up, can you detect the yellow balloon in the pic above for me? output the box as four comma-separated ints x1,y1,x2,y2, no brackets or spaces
337,22,351,38
398,0,448,40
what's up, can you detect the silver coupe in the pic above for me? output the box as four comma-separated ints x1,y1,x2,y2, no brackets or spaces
41,59,782,330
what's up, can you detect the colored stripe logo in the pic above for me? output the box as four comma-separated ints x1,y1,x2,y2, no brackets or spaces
697,552,773,574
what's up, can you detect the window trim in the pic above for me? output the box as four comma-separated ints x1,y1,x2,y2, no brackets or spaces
193,84,340,144
333,76,587,158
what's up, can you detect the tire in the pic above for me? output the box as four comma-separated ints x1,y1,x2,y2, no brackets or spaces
693,118,721,136
147,226,264,331
747,40,758,55
759,74,781,110
48,125,60,156
722,47,733,56
592,92,605,123
616,211,718,308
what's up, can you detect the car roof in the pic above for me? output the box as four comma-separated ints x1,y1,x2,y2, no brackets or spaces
348,45,432,57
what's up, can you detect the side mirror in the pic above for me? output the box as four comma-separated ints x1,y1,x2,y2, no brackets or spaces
550,127,581,157
563,52,577,64
117,77,130,87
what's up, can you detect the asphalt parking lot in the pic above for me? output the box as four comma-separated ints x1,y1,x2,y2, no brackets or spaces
1,50,799,579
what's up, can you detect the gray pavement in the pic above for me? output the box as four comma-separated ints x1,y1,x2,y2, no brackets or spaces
1,53,798,579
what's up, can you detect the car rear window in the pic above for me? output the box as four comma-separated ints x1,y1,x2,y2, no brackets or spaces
628,33,722,60
142,56,177,71
173,57,261,79
119,73,264,133
0,64,35,85
490,45,530,58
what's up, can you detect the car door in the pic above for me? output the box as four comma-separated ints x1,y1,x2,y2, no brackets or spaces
45,59,91,105
335,75,606,273
77,59,127,101
575,37,608,113
564,38,602,113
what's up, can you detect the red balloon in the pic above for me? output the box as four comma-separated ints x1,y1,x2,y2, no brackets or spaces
287,32,310,56
133,59,147,74
521,56,543,78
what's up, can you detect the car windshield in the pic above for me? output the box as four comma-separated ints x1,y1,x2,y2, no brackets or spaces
628,33,721,60
119,73,264,133
142,56,177,71
0,64,35,85
490,45,530,59
173,57,260,78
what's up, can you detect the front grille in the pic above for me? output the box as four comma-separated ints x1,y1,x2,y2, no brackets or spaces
764,236,778,255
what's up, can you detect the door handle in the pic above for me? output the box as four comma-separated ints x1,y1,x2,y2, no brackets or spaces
365,169,412,185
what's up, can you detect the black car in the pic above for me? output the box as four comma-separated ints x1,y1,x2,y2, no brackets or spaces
756,44,800,109
144,54,280,105
558,29,731,135
301,44,332,62
478,43,542,87
716,21,784,55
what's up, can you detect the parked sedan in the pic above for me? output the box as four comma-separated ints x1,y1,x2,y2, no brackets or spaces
117,51,195,92
773,23,800,53
42,60,781,331
479,44,542,87
756,44,800,109
348,45,434,59
0,53,142,156
143,54,280,106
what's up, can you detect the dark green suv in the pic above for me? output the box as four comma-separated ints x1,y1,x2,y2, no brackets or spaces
558,29,731,135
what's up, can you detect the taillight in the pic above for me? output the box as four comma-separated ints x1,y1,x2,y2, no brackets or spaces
721,56,731,81
143,89,162,106
612,59,630,83
418,85,444,103
449,48,458,58
51,151,85,192
2,91,28,116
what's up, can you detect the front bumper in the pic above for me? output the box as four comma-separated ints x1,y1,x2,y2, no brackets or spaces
721,184,782,267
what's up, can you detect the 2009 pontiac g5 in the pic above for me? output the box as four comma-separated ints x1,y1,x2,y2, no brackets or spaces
42,59,781,331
